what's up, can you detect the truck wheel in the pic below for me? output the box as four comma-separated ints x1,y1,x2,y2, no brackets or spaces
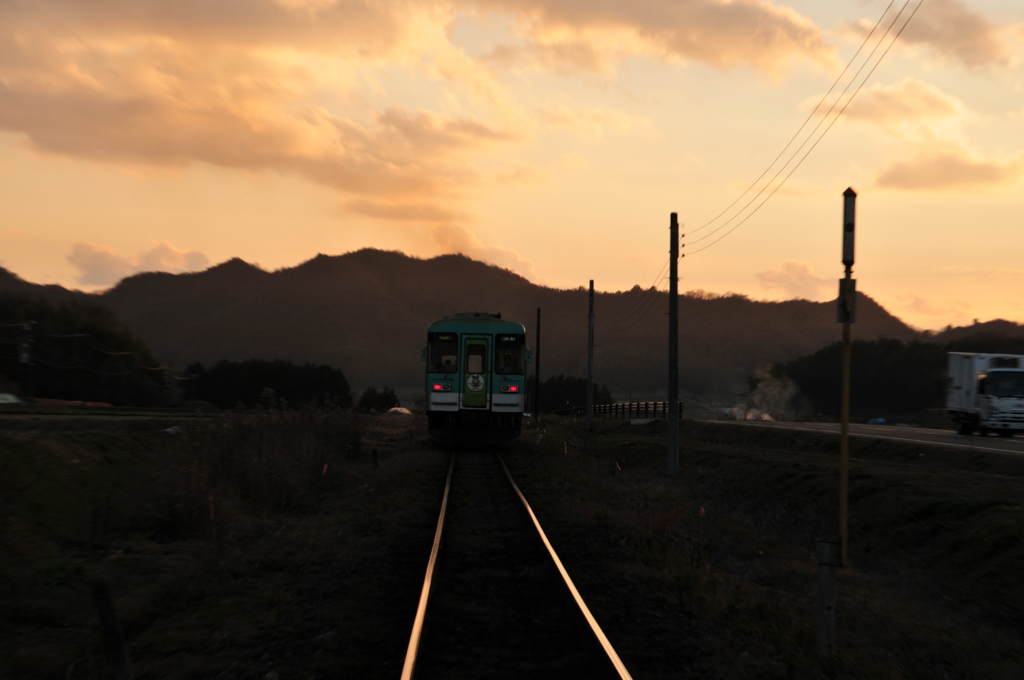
978,426,989,437
957,421,973,435
998,429,1012,438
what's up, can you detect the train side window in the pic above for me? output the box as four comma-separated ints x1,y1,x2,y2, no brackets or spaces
429,333,458,374
467,345,486,374
495,334,524,374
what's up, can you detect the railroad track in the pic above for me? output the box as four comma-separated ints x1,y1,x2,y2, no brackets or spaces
402,452,632,679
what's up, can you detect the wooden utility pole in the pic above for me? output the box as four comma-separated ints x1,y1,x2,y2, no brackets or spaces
587,280,595,432
535,307,542,420
668,214,680,476
838,187,857,568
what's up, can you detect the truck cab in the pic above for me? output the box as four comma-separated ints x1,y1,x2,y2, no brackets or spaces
948,353,1024,436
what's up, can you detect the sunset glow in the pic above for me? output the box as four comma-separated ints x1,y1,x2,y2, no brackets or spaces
2,0,1022,329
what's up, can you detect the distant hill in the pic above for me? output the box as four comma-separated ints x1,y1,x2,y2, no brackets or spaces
0,249,974,395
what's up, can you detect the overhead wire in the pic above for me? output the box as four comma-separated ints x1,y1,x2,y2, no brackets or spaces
622,275,669,331
688,0,924,256
32,327,173,370
690,0,912,248
687,0,897,238
617,229,684,326
619,257,671,322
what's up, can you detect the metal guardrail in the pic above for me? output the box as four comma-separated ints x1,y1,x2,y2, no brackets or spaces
560,402,684,419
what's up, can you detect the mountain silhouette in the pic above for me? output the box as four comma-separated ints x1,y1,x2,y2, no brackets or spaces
0,249,983,394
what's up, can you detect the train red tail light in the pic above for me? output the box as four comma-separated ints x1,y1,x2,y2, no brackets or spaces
432,383,451,392
509,385,519,392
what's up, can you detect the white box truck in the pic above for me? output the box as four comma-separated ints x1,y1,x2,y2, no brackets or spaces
947,353,1024,436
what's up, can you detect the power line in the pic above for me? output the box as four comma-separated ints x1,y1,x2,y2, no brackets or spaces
689,0,924,256
617,228,684,325
619,258,671,322
688,1,898,238
621,276,668,331
32,327,172,370
690,0,912,248
30,355,170,389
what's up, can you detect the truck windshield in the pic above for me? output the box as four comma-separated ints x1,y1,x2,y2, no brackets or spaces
988,371,1024,397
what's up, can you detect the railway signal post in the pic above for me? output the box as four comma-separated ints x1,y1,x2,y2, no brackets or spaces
669,213,680,476
838,187,857,568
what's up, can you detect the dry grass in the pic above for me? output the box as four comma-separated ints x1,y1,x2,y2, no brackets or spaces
0,410,436,680
151,410,362,539
504,416,1024,679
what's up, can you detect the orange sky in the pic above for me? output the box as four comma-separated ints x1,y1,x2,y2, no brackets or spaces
1,0,1022,330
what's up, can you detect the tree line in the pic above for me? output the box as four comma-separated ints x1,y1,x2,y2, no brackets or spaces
0,294,167,406
772,333,1024,421
183,359,353,410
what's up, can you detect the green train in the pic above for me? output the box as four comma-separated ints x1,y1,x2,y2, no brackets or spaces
422,312,531,443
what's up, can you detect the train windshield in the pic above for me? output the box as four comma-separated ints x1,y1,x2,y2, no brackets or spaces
429,333,458,374
495,334,524,374
987,371,1024,397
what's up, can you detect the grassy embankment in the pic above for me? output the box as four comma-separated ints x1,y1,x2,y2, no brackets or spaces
504,417,1024,679
0,411,447,680
6,409,1023,679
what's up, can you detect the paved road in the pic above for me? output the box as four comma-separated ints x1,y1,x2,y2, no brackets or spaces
699,420,1024,457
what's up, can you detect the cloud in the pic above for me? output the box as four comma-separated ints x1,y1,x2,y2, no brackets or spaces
0,1,518,198
810,77,1024,192
472,0,836,76
894,0,1011,69
0,0,831,281
938,266,1024,281
875,143,1024,191
840,0,1010,69
536,105,658,140
756,261,830,301
67,241,210,286
838,77,964,128
0,0,409,56
898,295,971,319
428,222,539,282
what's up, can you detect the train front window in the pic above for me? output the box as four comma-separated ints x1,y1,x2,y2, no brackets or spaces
429,333,458,374
467,345,486,374
495,334,524,374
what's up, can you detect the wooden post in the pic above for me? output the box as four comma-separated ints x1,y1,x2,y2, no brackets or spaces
90,580,132,680
668,214,680,475
816,539,839,657
535,307,541,421
587,280,595,432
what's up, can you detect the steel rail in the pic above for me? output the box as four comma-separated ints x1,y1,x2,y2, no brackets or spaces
497,454,634,680
400,454,455,680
